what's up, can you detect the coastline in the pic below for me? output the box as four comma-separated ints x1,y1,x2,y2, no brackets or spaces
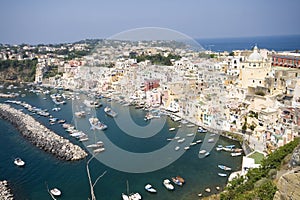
0,103,87,161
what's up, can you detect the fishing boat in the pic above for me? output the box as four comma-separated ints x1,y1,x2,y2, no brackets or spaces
204,152,210,157
218,173,227,177
93,147,105,154
89,117,108,130
178,138,185,143
104,106,118,117
144,184,157,193
184,146,190,150
50,188,61,196
172,177,183,186
14,158,25,167
163,179,174,190
216,145,223,151
231,152,242,157
218,165,232,171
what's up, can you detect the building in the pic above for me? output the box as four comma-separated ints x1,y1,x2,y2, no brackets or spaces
272,52,300,68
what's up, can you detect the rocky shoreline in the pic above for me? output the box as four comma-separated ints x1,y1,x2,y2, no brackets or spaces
0,180,13,200
0,103,87,161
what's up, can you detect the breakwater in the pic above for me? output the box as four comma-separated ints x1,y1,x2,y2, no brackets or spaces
0,180,13,200
0,103,87,161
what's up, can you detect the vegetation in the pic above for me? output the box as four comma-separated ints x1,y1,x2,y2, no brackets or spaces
130,53,181,65
43,66,63,78
220,137,300,200
0,59,37,82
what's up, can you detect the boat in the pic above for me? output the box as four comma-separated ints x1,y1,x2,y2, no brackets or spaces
218,173,227,177
199,150,207,154
163,179,174,190
172,177,183,186
178,138,185,143
196,140,202,144
231,152,242,157
84,100,102,108
87,141,104,148
169,127,176,131
144,113,154,121
104,106,118,117
208,138,215,143
144,184,157,193
122,193,129,200
186,124,195,128
226,145,235,149
184,146,190,150
216,145,223,151
190,142,197,146
89,117,108,130
50,188,61,196
205,188,211,193
198,126,208,133
75,111,86,118
186,133,195,137
93,147,105,154
122,181,142,200
176,176,185,184
14,158,25,167
204,152,210,157
175,146,180,151
218,165,232,171
174,136,180,140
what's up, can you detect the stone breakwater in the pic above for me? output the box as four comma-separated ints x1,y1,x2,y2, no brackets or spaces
0,103,87,161
0,180,13,200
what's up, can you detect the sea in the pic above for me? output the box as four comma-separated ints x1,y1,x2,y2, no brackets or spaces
0,87,243,200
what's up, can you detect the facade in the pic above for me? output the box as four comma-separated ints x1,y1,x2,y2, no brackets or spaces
272,52,300,68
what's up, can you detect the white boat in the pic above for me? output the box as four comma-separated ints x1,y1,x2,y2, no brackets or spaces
93,147,105,154
184,146,190,150
175,146,180,151
122,193,129,200
50,188,61,196
178,138,185,143
104,106,118,117
145,184,157,193
14,158,25,167
196,140,202,144
163,179,174,190
172,177,183,186
190,142,197,146
84,100,101,108
218,173,227,177
89,117,108,130
208,138,215,143
75,111,86,118
186,124,195,127
169,127,176,131
199,150,207,154
87,141,104,148
204,152,210,157
174,136,180,140
218,164,232,171
198,126,208,133
187,133,195,137
231,152,242,157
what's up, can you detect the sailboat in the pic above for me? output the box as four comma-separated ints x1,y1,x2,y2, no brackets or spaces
121,180,142,200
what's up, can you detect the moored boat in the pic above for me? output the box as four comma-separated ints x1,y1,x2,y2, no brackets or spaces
218,173,227,177
50,188,61,196
198,126,208,133
218,164,232,171
172,177,183,186
163,179,174,190
176,176,185,184
14,158,25,167
89,117,108,130
104,106,118,117
231,152,242,157
144,184,157,193
169,127,176,131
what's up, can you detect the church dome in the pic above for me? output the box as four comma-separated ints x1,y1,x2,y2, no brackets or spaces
247,45,263,61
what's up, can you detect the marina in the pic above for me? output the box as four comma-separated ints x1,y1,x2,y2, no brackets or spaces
0,87,243,199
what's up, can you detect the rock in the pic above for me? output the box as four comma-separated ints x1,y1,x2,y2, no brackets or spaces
0,103,87,161
274,170,300,200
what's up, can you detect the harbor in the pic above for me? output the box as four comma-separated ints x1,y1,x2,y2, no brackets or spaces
0,86,242,199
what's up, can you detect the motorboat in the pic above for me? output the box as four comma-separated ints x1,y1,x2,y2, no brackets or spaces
14,158,25,167
122,193,129,200
186,124,195,128
199,150,207,154
50,188,61,196
93,147,105,154
144,184,157,193
176,176,185,184
218,164,232,171
172,177,183,186
122,193,142,200
186,133,195,137
218,173,227,177
104,106,118,117
196,140,202,144
75,111,86,118
184,146,190,150
231,152,242,157
169,127,176,131
216,145,223,151
177,138,185,143
197,126,208,133
204,152,210,157
208,138,215,143
163,179,174,190
89,117,108,130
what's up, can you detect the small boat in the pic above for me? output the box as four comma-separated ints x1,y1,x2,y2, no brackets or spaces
186,124,195,128
184,146,190,150
190,142,197,146
186,133,195,137
231,152,242,157
75,111,86,118
226,145,235,149
93,147,105,154
196,140,202,144
58,119,66,124
122,193,129,200
163,179,174,190
199,150,207,154
50,188,61,196
169,128,176,131
176,176,185,184
178,138,185,143
104,106,118,117
174,136,180,140
14,158,25,167
167,138,173,141
204,152,210,157
218,164,232,171
205,188,211,193
216,145,223,151
144,184,157,193
87,143,104,148
198,126,208,133
172,177,183,186
89,117,108,130
175,146,180,151
218,173,227,177
208,138,215,143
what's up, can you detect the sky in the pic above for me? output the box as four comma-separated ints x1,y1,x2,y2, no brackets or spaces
1,0,300,44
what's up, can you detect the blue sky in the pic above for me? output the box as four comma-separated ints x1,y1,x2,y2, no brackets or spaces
1,0,300,44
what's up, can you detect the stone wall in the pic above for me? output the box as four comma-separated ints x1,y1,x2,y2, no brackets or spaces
0,103,87,161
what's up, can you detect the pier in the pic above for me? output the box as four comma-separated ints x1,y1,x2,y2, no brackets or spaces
0,103,87,161
0,180,13,200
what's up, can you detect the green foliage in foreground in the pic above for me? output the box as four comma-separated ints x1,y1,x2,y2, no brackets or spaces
220,137,300,200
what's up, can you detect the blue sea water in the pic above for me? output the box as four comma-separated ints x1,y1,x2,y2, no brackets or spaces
196,35,300,52
0,87,243,200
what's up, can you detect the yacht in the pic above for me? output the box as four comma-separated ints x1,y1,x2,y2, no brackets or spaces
89,117,108,130
14,158,25,167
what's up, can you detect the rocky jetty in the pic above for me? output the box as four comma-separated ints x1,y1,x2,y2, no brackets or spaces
0,103,87,161
0,180,13,200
